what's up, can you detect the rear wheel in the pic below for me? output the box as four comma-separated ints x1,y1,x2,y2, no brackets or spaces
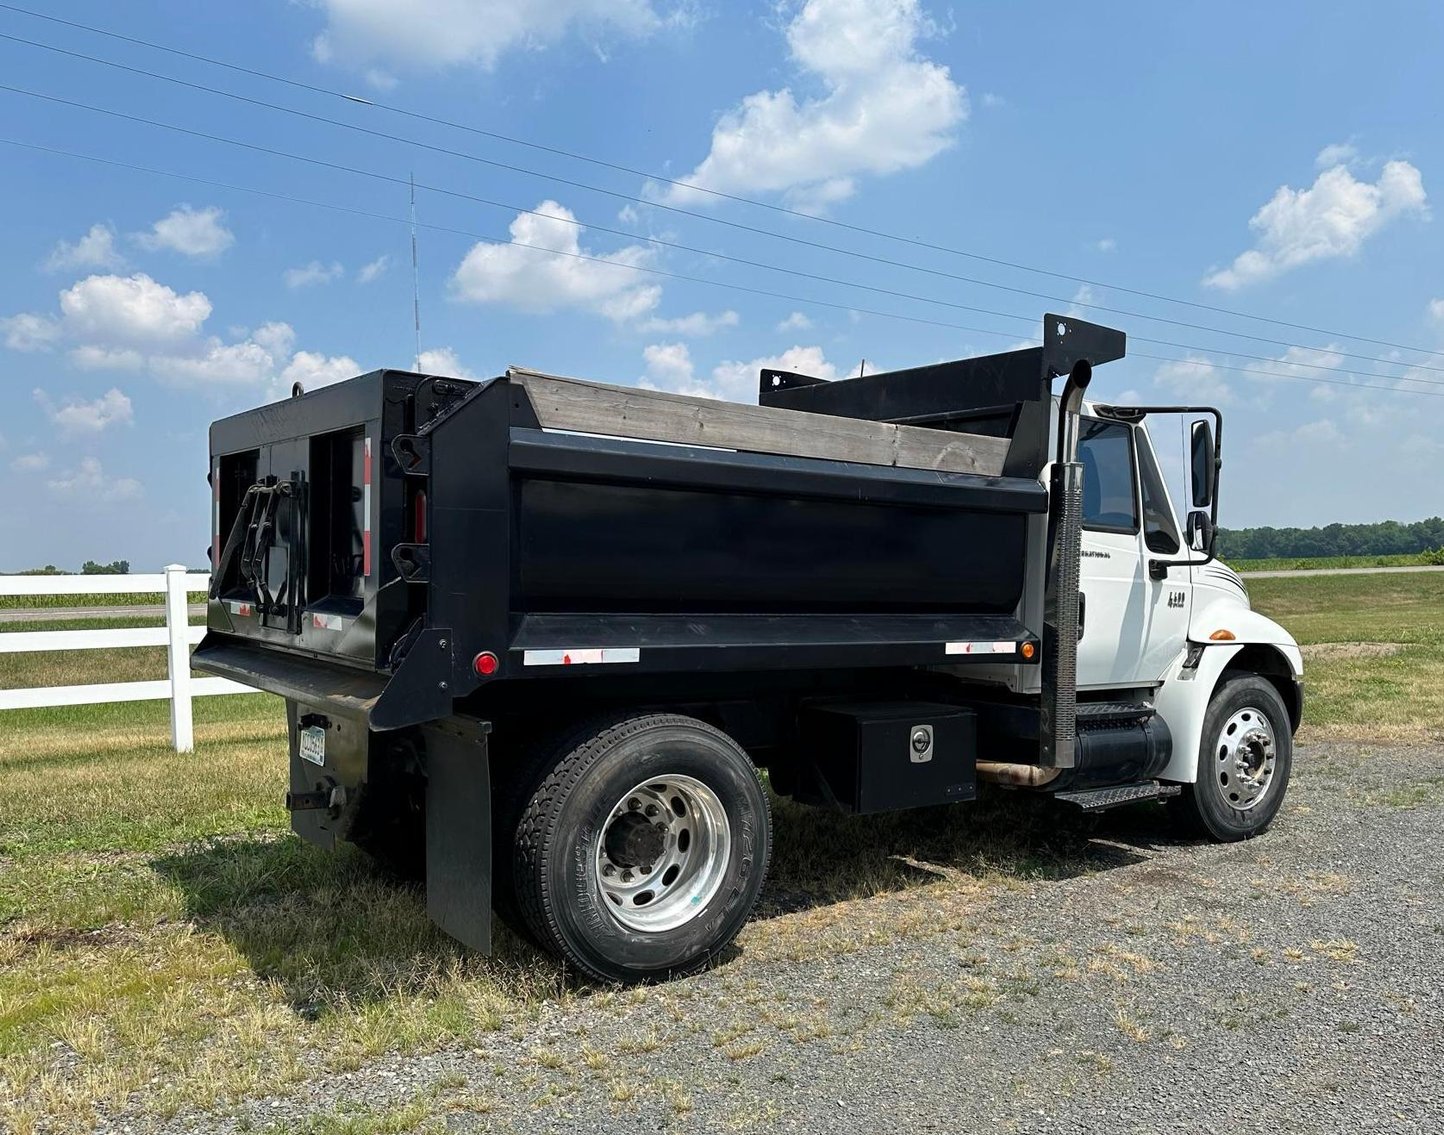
511,713,771,983
1172,673,1293,841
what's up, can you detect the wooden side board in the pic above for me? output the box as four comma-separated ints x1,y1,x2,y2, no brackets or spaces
510,368,1009,477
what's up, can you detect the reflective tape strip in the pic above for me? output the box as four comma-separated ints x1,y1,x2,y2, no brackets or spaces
312,612,346,631
362,435,373,577
522,648,641,667
944,641,1017,656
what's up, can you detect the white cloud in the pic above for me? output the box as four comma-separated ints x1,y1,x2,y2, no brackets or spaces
58,273,212,345
658,0,965,210
1153,354,1233,405
777,311,813,332
11,452,49,473
637,310,739,336
281,350,362,392
641,342,696,388
451,200,661,321
357,255,391,284
642,341,845,401
311,0,664,72
1429,298,1444,325
150,340,281,387
35,388,134,435
251,321,297,359
1,311,62,351
133,205,235,259
1204,160,1428,290
1094,237,1116,253
45,224,125,273
1243,343,1346,391
415,347,477,378
4,275,354,399
285,260,346,289
1315,142,1358,169
47,457,142,501
1257,418,1344,448
70,345,144,370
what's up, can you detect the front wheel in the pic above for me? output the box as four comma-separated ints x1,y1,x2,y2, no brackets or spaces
1171,673,1293,842
511,713,771,983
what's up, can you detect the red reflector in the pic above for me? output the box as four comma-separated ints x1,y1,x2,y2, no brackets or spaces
414,488,428,544
474,651,499,677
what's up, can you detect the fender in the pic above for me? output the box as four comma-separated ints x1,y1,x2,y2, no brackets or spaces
1154,594,1302,783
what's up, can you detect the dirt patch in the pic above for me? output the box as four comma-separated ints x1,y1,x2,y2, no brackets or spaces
1301,641,1405,661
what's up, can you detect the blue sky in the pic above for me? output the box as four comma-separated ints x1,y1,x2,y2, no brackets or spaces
1,0,1441,571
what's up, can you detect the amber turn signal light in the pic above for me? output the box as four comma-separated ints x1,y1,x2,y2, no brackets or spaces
1208,629,1237,641
1020,641,1036,659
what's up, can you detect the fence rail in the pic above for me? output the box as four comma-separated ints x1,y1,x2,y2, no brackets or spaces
0,564,253,750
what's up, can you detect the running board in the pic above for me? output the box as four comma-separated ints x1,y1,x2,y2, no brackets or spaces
1054,781,1181,812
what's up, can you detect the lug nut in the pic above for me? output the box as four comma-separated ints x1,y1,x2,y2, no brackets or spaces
645,804,659,817
621,870,633,882
627,798,640,810
641,863,652,875
602,863,615,877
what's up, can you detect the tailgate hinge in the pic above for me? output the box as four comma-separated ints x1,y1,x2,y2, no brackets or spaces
391,433,431,477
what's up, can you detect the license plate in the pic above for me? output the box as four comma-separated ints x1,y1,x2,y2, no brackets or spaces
299,725,326,766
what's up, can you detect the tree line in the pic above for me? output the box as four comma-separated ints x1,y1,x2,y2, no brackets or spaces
1217,517,1444,561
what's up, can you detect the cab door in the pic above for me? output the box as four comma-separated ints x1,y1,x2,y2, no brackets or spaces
1075,418,1191,689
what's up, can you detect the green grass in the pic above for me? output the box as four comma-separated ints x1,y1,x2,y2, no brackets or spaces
1247,573,1444,741
1229,551,1444,573
0,571,1439,1131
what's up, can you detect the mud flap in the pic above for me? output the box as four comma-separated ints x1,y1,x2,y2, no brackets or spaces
422,715,493,953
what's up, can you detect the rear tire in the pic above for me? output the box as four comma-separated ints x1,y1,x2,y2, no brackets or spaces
511,713,771,983
1171,673,1293,842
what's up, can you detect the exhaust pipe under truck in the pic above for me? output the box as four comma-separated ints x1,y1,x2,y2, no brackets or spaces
194,314,1303,983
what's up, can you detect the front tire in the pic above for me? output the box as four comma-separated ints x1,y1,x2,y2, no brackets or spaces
1172,673,1293,841
511,713,771,983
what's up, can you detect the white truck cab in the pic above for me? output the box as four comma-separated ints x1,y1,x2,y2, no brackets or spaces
1075,404,1302,835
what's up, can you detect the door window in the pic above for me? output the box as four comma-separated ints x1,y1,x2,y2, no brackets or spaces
1078,419,1138,534
1136,431,1182,554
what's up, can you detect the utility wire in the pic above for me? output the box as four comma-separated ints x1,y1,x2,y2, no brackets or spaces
2,27,1442,374
4,134,1442,402
2,80,1441,395
2,0,1440,362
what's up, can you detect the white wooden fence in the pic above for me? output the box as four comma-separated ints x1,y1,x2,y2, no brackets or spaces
0,564,253,751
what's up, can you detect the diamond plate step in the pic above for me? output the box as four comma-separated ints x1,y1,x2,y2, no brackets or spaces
1053,780,1181,812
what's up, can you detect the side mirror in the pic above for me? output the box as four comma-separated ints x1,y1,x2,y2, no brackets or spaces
1186,510,1215,553
1190,420,1216,508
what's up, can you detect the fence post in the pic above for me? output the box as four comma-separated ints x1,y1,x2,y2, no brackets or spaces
164,563,195,752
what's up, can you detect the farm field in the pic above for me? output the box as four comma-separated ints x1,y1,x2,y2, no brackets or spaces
1,573,1441,1133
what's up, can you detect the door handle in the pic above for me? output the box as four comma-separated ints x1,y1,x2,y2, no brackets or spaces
1078,592,1086,639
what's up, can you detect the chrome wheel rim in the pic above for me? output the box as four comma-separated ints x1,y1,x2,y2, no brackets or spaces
595,774,732,932
1215,706,1278,811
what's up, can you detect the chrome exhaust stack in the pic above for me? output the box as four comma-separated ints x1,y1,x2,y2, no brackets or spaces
1037,316,1124,769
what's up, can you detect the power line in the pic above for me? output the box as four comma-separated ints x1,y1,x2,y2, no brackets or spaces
2,80,1441,396
4,135,1443,402
2,0,1440,363
2,27,1442,375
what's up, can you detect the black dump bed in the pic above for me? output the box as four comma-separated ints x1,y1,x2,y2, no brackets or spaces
194,315,1123,730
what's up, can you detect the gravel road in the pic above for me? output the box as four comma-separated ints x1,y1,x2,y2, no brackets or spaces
123,741,1444,1135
